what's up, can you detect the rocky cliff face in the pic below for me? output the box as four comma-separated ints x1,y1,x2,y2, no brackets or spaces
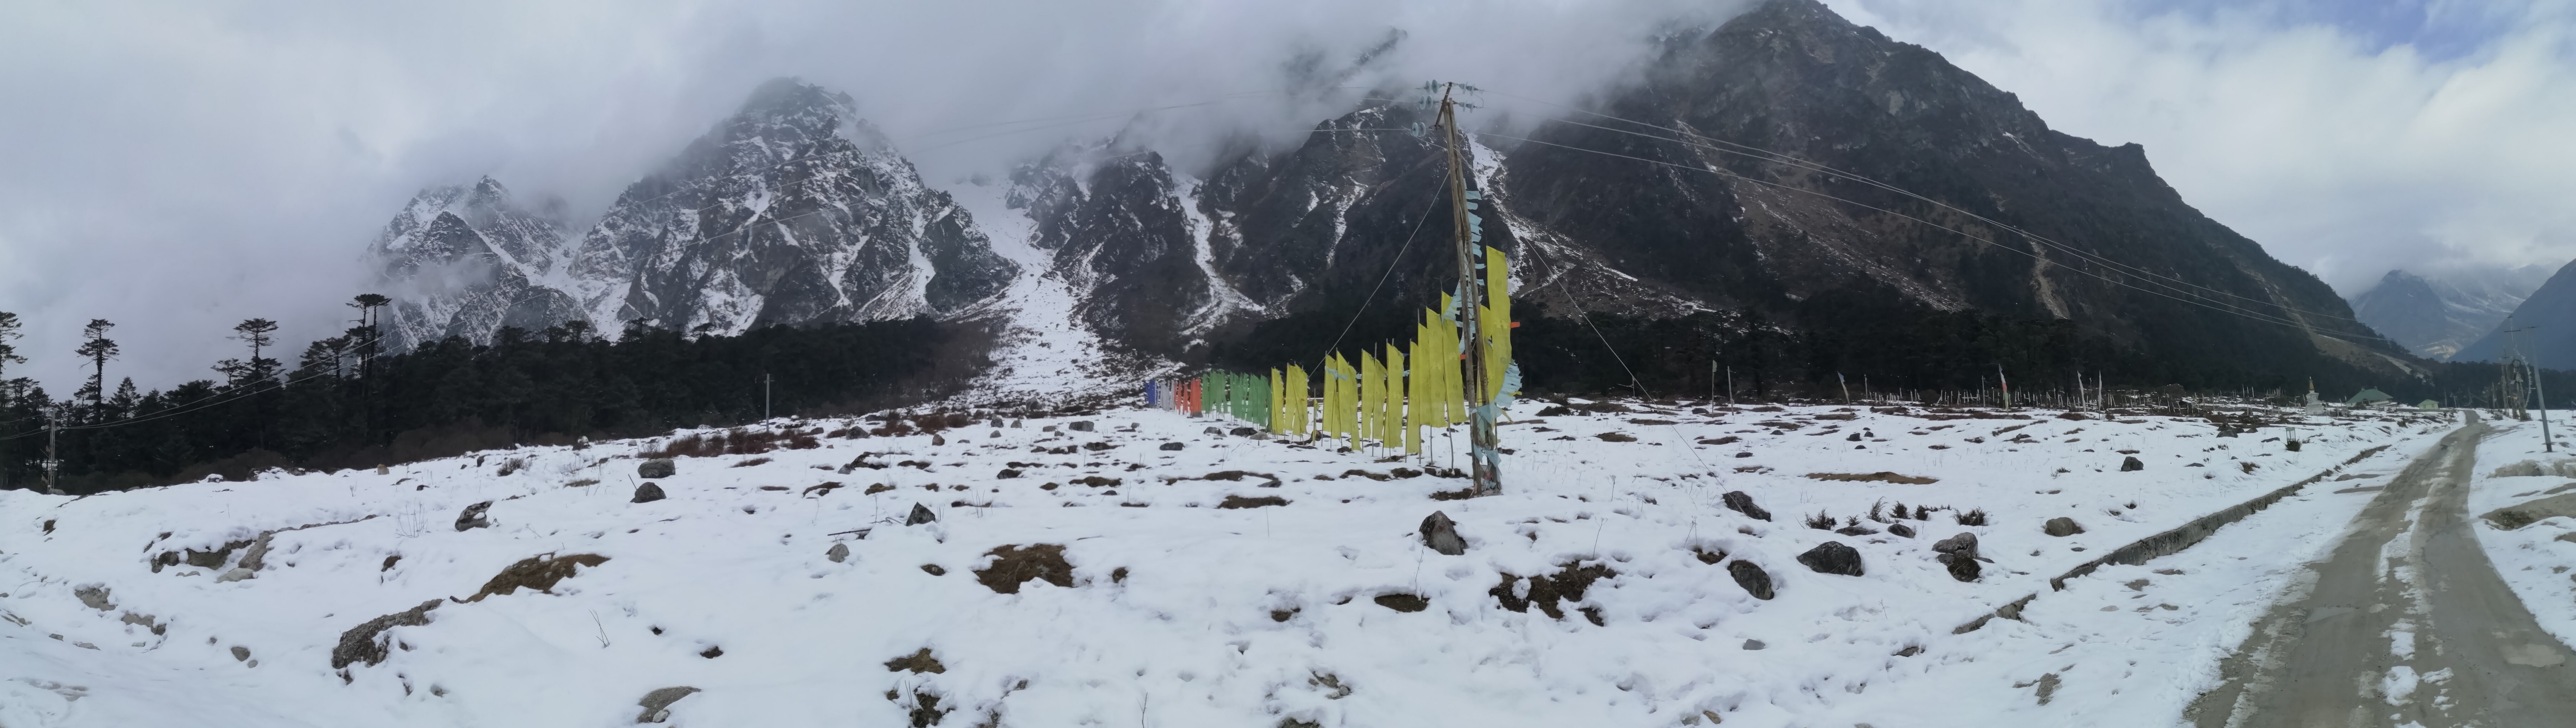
568,79,1014,336
365,178,583,351
367,79,1016,349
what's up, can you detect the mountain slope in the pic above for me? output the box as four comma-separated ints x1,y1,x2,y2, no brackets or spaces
366,80,1018,350
2351,266,2552,360
566,79,1015,336
365,178,582,351
1484,0,2399,381
2452,259,2576,365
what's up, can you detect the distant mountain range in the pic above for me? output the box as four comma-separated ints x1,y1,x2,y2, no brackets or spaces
2448,261,2576,365
361,0,2407,396
2348,265,2556,362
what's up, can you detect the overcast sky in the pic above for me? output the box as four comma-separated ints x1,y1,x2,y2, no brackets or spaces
1,0,2569,393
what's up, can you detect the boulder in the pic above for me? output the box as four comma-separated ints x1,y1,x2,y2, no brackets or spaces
1796,541,1864,576
2119,456,2144,472
826,543,851,563
230,646,250,662
1727,561,1775,600
1834,525,1879,536
1721,491,1772,521
1887,523,1916,538
637,459,677,479
1068,421,1096,432
636,686,701,723
1419,511,1468,555
1741,639,1766,650
997,469,1022,479
1939,553,1982,582
1159,442,1185,451
1932,532,1982,582
906,503,937,526
631,482,666,504
1230,427,1258,437
2043,517,2085,537
454,501,493,531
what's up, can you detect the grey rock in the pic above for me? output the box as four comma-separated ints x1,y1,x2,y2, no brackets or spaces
454,501,493,531
631,482,666,503
1010,419,1023,428
906,503,937,526
2120,456,2145,472
331,599,442,669
231,646,251,662
1796,541,1864,576
1068,421,1095,432
1933,532,1983,582
2043,517,2085,537
1159,442,1185,451
215,568,256,583
826,543,850,563
1230,427,1258,437
1887,523,1916,538
1419,511,1467,556
637,459,677,479
1727,561,1775,600
73,585,111,611
637,686,701,723
1834,525,1879,536
1721,491,1772,521
1205,427,1223,435
1741,639,1766,650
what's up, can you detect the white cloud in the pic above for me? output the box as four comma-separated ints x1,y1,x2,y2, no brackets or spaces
0,0,1742,393
1826,0,2576,293
2,0,2567,394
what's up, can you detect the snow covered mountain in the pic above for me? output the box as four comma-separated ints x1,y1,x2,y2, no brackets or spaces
364,178,582,351
2450,260,2576,364
567,79,1014,336
366,0,2408,395
366,79,1017,348
2351,266,2554,361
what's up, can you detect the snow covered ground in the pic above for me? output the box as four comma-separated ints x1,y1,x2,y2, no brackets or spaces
0,400,2450,727
2466,413,2576,648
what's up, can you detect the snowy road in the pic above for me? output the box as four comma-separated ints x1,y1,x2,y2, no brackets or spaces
2188,413,2576,727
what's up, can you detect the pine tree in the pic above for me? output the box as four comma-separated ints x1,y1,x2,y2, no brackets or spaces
0,312,24,381
73,319,118,419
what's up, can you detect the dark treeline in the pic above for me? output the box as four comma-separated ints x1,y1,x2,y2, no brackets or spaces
0,315,991,494
1213,285,2562,409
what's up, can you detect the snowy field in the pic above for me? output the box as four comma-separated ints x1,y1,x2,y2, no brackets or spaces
2466,414,2576,648
0,399,2449,727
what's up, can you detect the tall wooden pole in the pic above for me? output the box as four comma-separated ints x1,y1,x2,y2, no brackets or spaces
1437,84,1501,496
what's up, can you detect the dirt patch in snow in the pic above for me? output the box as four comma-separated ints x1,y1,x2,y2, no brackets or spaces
1489,561,1617,621
463,553,610,603
1805,472,1939,484
974,544,1073,594
1217,495,1289,509
885,647,947,674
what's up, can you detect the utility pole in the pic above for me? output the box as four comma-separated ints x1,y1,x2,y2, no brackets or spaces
764,373,773,421
43,412,60,495
1434,81,1501,497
